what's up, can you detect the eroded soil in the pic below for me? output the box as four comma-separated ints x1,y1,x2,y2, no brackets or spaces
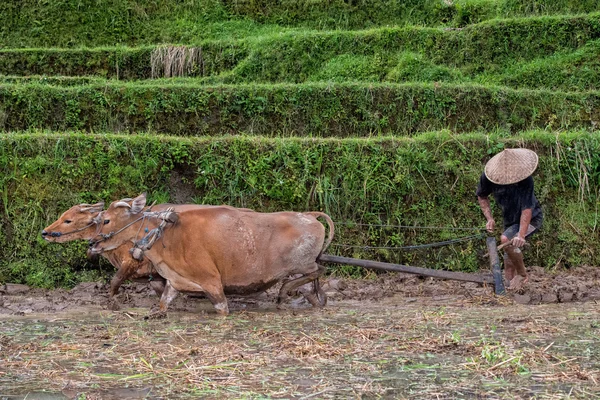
1,266,599,399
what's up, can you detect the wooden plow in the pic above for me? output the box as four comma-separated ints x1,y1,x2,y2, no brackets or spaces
319,236,506,295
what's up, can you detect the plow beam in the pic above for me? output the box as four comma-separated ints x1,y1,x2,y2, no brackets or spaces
319,254,494,285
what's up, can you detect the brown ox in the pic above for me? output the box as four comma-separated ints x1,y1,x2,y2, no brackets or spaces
90,193,334,315
42,201,236,309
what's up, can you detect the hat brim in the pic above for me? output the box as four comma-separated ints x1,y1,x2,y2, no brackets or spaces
484,148,538,185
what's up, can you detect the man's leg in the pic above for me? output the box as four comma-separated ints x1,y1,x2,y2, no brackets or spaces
501,225,519,285
505,245,527,290
502,251,516,282
502,223,538,290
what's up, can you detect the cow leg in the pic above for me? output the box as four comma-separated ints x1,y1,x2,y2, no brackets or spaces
107,266,132,311
149,279,166,298
297,265,327,308
159,280,179,312
304,275,327,308
202,284,229,316
146,280,179,320
107,258,147,311
167,276,229,316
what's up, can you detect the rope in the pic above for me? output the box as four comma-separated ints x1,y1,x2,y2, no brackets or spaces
131,208,177,253
336,222,485,231
330,233,486,251
47,221,96,237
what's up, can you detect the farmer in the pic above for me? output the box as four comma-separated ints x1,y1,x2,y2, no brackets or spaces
476,148,543,290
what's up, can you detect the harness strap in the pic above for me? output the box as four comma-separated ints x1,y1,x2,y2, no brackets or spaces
96,207,177,261
129,208,177,260
101,215,147,241
48,221,96,237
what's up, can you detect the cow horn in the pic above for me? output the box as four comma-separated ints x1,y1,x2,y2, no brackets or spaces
79,202,105,212
114,201,132,208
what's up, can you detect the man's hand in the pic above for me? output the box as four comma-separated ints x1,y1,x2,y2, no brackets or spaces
512,235,526,248
485,219,495,233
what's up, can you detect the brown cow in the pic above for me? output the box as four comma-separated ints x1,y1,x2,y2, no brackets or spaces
90,193,334,316
42,202,170,309
42,201,242,310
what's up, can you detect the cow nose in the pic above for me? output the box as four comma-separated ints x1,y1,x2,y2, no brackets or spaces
41,230,48,236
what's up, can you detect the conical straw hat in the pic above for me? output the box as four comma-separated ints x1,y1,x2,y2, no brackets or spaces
484,148,538,185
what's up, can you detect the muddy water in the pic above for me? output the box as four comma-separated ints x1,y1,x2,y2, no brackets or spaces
1,268,600,399
1,265,599,316
2,299,599,399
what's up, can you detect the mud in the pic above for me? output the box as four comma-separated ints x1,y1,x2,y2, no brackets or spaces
2,267,600,399
1,265,599,316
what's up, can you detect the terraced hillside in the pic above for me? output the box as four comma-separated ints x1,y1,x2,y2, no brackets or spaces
1,0,600,287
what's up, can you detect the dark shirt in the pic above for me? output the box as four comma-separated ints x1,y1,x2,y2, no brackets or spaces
476,173,542,228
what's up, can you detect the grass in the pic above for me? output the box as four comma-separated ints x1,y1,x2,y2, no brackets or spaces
1,2,600,287
1,130,600,286
3,0,600,48
3,14,600,91
2,81,600,136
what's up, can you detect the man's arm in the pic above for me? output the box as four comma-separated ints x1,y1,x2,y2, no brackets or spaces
477,196,495,233
512,208,532,247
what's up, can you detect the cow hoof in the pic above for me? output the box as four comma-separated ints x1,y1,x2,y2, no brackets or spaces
212,301,229,316
107,298,121,311
144,311,167,320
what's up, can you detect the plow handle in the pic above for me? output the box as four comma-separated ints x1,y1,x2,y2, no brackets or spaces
486,237,506,295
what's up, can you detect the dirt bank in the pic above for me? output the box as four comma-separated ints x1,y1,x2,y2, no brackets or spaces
1,265,599,316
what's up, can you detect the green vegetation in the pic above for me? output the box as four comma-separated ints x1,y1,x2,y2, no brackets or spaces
1,131,599,287
3,0,600,47
2,14,600,91
1,82,598,135
1,0,599,287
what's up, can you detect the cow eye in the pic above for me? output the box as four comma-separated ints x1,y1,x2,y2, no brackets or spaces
64,220,72,224
104,220,110,225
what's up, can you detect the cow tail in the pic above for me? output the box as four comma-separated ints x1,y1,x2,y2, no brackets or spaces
304,212,335,258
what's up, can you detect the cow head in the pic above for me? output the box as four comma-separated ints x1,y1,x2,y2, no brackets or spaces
41,202,105,243
90,193,147,254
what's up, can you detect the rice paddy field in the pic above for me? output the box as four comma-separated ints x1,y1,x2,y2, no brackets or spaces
1,276,600,399
1,1,600,398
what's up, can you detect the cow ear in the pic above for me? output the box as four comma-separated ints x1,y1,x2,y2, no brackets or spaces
130,193,147,214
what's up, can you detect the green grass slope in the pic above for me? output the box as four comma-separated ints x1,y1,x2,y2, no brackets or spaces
1,14,600,93
1,82,598,135
3,0,600,48
1,131,599,287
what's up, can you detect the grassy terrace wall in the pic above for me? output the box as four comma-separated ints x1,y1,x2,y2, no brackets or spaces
1,131,599,287
0,45,247,81
1,83,598,135
2,1,600,288
2,14,600,85
3,0,600,47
